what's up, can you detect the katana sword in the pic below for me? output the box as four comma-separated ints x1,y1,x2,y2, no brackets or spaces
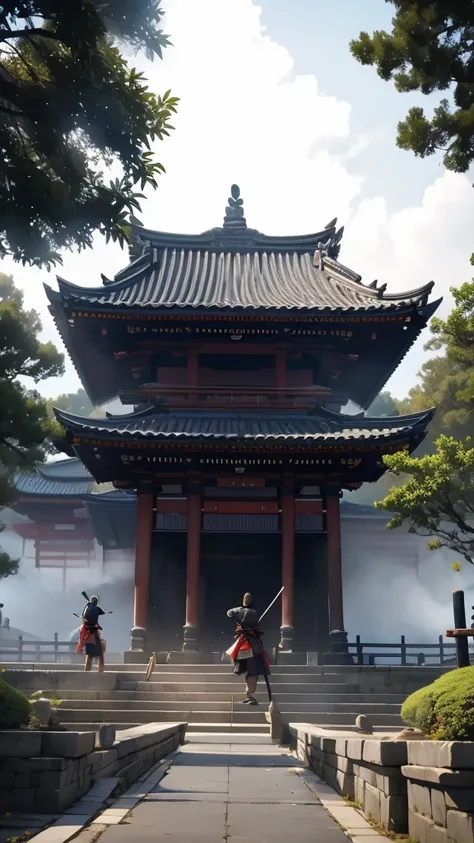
259,586,284,623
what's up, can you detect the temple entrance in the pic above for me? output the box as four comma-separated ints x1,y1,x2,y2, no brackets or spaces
148,530,328,656
200,533,282,653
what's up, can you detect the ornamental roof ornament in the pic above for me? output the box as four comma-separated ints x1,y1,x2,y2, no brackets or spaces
223,184,247,232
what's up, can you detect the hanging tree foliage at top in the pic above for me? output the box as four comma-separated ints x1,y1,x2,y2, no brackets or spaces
350,1,474,174
0,1,179,268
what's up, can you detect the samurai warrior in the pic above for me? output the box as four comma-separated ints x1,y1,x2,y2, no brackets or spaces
226,593,271,705
75,595,108,672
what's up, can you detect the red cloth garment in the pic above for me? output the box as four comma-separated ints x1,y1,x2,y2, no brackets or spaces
76,623,90,654
227,628,271,675
76,623,102,655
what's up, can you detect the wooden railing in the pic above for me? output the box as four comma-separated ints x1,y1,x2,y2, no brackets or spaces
349,635,468,666
0,636,125,664
1,634,469,666
0,635,78,663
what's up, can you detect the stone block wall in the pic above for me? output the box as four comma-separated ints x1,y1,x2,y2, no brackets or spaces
0,722,186,814
292,727,408,834
402,741,474,843
290,725,474,843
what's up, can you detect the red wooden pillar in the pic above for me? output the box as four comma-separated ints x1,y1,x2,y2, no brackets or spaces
184,478,202,650
132,489,154,643
280,476,295,651
325,487,344,631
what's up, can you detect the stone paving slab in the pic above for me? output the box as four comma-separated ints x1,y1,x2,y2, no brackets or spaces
98,803,227,842
173,751,297,767
93,737,352,841
228,767,316,802
227,804,348,842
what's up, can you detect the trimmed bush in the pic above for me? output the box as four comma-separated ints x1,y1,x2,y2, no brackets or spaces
0,677,32,729
401,666,474,741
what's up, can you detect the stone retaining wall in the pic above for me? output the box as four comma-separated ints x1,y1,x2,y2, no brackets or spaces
0,722,186,814
289,725,474,842
290,726,408,834
402,741,474,843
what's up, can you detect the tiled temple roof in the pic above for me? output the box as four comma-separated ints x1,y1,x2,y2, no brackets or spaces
14,458,93,497
54,405,435,446
50,251,436,314
45,185,438,317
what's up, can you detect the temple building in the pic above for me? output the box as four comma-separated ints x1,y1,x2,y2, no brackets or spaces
38,186,439,658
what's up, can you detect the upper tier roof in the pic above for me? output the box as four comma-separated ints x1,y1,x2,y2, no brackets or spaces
45,185,437,316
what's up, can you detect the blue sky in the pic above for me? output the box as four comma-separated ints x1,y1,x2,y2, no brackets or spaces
7,0,474,404
258,0,444,211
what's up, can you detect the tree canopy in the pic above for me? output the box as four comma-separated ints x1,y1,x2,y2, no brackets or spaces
0,0,178,268
377,435,474,564
376,283,473,552
397,280,474,442
367,390,400,417
350,1,474,174
0,273,64,578
47,388,93,419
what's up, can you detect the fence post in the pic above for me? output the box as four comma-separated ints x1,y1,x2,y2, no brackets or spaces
417,652,425,666
355,635,363,666
18,635,23,662
438,634,444,665
400,635,407,666
35,642,41,663
54,632,59,663
453,589,470,668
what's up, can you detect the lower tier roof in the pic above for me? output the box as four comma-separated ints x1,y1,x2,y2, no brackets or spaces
54,404,434,447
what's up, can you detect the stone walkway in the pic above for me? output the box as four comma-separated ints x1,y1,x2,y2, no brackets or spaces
93,734,350,842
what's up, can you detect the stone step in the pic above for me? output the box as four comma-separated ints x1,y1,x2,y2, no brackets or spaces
59,707,403,725
3,662,451,684
60,721,270,734
59,698,404,713
47,690,407,704
128,676,358,694
4,662,325,674
126,674,355,685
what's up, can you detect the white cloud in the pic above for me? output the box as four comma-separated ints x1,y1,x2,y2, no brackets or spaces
3,0,474,400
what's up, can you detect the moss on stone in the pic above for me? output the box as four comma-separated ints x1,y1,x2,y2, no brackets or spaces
0,676,32,729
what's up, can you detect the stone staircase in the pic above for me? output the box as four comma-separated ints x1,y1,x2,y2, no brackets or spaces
3,662,451,734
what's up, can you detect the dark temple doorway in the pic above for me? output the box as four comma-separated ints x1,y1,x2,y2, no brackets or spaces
148,530,328,656
200,533,282,654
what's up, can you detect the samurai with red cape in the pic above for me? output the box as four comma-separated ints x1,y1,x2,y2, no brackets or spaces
75,593,110,673
226,593,272,705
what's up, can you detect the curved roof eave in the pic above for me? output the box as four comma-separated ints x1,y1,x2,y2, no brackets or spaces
45,269,440,315
53,405,435,444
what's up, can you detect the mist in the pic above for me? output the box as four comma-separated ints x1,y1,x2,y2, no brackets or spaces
342,518,474,652
0,515,134,653
1,506,472,659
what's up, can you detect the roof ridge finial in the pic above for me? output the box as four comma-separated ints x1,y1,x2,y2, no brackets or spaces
223,184,247,231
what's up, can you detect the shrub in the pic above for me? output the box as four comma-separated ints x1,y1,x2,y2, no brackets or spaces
401,666,474,741
0,677,32,729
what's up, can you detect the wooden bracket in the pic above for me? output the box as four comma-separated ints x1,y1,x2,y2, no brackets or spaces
446,628,474,638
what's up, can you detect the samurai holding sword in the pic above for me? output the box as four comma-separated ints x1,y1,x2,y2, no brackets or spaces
226,593,272,705
75,595,108,673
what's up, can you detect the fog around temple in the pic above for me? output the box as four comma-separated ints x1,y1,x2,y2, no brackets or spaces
2,502,471,659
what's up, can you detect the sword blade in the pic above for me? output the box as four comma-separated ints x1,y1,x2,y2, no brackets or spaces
258,586,284,623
